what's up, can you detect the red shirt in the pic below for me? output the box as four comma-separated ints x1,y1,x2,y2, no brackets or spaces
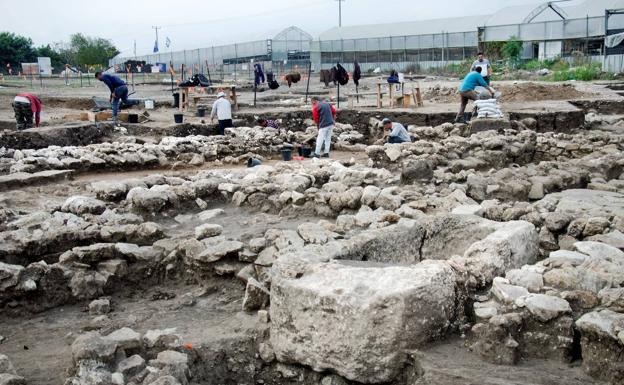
17,93,42,127
312,101,336,126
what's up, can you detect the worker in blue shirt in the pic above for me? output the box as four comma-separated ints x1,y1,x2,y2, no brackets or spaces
95,71,128,125
455,67,494,123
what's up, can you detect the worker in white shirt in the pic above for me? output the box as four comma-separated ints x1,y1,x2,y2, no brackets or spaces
210,91,233,135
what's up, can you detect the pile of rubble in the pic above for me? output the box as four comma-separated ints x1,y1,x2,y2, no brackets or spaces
469,239,624,384
0,123,365,176
67,327,191,385
0,354,25,385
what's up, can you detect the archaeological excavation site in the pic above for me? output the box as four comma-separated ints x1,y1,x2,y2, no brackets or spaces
1,1,624,382
1,74,623,385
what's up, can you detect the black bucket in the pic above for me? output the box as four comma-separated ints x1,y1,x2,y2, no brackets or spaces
281,149,292,161
174,114,184,124
128,113,139,124
302,147,313,158
197,108,206,117
247,158,262,168
172,92,180,108
297,146,303,157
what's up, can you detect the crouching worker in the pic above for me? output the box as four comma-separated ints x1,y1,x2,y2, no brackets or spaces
311,96,336,158
455,66,494,123
13,92,42,130
257,118,279,129
95,71,128,125
382,118,410,144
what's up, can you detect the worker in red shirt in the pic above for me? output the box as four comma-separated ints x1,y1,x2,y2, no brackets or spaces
12,93,42,130
311,96,337,158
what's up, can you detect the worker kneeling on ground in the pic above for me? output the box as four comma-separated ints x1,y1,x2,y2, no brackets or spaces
211,92,233,135
455,66,495,124
12,92,42,130
257,118,279,129
382,118,411,144
311,96,336,158
95,71,129,125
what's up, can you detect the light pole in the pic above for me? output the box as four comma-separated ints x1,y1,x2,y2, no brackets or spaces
152,26,161,53
335,0,345,27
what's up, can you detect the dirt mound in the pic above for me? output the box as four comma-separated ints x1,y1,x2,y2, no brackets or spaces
41,96,94,110
424,82,589,104
499,83,587,103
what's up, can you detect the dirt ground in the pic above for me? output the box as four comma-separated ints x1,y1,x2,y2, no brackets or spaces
0,76,618,129
425,82,590,104
0,75,622,385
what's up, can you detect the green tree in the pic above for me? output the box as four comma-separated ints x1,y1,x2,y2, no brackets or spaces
69,33,119,70
502,37,523,66
0,32,36,71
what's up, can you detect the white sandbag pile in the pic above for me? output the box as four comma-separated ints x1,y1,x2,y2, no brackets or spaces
475,99,503,119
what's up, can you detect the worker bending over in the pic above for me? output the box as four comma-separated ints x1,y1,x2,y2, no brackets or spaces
257,118,279,129
455,67,495,124
95,71,128,125
13,92,42,130
211,92,233,135
382,118,411,143
311,96,336,158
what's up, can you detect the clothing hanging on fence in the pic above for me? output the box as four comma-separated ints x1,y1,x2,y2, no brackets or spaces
320,69,333,87
353,62,362,87
330,66,338,86
267,71,280,90
336,63,349,86
284,72,301,87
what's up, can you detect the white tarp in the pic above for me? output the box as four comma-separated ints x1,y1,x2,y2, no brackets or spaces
606,32,624,48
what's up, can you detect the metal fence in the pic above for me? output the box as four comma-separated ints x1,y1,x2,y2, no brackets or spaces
110,14,624,77
109,29,312,81
310,31,479,72
482,16,608,42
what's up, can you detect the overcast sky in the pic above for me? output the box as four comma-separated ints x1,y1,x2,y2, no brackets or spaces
2,0,566,56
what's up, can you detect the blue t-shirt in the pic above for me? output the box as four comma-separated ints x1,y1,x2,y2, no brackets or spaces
459,71,488,92
100,74,126,92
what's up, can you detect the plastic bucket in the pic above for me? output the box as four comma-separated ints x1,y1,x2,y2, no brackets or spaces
297,146,303,157
144,99,154,109
247,157,262,168
128,114,139,124
174,114,184,124
302,147,313,158
172,93,180,108
281,149,292,161
197,108,206,117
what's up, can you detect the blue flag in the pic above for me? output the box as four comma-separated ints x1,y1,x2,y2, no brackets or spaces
153,40,159,53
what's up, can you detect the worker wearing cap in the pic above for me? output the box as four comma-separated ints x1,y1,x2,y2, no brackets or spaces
211,92,233,135
95,71,128,125
382,118,410,144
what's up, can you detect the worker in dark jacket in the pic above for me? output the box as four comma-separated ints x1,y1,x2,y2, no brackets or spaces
387,70,400,84
12,93,42,130
311,96,337,158
95,71,128,124
254,63,265,87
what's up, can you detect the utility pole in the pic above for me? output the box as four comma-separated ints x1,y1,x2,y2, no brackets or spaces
335,0,345,27
152,26,161,52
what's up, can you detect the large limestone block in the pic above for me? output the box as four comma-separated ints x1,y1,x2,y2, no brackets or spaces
453,221,538,286
270,259,457,383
